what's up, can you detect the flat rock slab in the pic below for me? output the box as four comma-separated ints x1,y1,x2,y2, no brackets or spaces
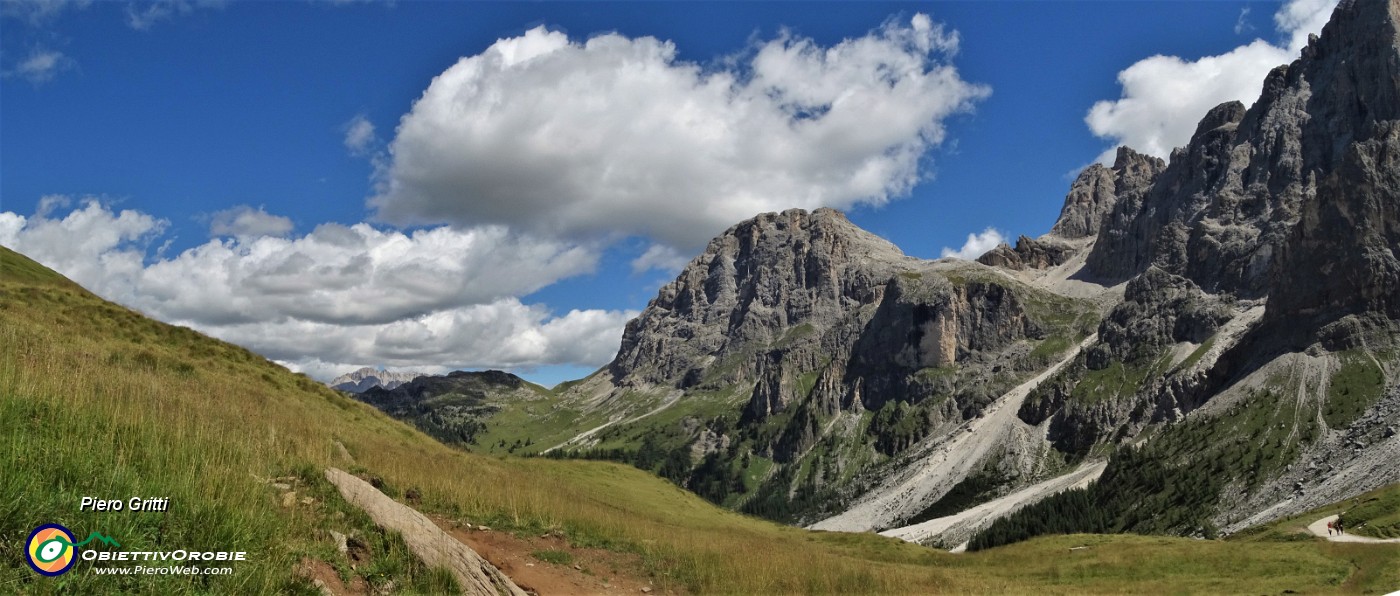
324,467,527,596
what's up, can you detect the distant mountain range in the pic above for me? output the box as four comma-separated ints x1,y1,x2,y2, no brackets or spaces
328,367,426,393
348,0,1400,550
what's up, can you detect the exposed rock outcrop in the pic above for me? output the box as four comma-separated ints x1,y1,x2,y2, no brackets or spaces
1052,146,1165,240
976,236,1077,271
1265,120,1400,344
1086,267,1231,369
845,275,1039,413
324,468,526,596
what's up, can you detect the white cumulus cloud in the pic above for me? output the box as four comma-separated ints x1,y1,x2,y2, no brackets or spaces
1086,0,1338,162
0,198,629,378
214,300,636,378
208,205,294,238
0,197,166,299
939,227,1005,260
371,15,988,252
342,113,376,156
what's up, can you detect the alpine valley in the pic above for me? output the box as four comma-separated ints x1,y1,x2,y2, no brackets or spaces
8,1,1400,594
349,0,1400,552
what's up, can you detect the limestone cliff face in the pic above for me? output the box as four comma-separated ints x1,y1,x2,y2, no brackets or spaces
1052,147,1165,240
1085,0,1400,301
609,208,908,390
611,208,1045,424
1271,0,1400,339
844,275,1038,414
1266,121,1400,344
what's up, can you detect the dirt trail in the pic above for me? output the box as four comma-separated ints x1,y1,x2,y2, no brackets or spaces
324,468,527,596
1306,514,1400,543
880,460,1107,550
810,334,1097,533
433,516,663,595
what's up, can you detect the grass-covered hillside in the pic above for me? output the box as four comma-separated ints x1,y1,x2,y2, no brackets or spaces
2,244,1396,594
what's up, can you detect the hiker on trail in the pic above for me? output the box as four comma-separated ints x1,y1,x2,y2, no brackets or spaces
1337,520,1344,535
1327,521,1334,536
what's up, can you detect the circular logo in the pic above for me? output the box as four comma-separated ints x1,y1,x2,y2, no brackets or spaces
26,524,77,576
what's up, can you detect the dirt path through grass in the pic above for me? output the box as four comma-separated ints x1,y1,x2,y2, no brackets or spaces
324,468,528,595
432,516,664,595
1307,514,1400,543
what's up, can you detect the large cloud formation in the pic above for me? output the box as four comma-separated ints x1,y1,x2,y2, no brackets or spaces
2,14,987,380
1086,0,1339,161
371,14,988,252
0,198,633,378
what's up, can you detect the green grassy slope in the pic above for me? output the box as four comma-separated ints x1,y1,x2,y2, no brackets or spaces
1,245,1395,594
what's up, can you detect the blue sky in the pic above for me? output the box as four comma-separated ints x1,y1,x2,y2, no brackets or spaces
0,0,1335,386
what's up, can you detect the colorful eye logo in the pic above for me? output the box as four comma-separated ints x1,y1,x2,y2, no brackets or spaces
26,524,77,576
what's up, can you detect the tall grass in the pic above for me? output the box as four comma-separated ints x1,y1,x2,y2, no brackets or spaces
1,246,1395,594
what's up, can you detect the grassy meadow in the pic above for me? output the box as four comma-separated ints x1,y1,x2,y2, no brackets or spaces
1,245,1397,594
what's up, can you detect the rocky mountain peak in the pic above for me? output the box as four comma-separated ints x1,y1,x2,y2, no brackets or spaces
1084,0,1399,297
1190,101,1246,141
1049,146,1165,240
1110,144,1166,183
610,207,912,387
1047,165,1113,240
